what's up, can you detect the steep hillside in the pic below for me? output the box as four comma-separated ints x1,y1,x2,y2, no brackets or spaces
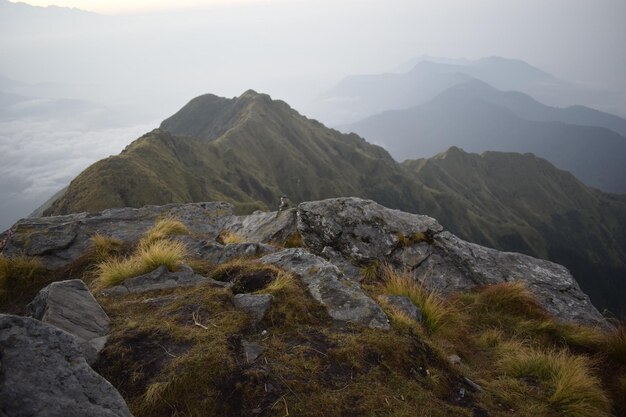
343,80,626,193
404,148,626,316
42,91,626,317
46,90,421,216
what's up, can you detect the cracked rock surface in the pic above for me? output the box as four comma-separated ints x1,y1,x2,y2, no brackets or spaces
0,314,134,417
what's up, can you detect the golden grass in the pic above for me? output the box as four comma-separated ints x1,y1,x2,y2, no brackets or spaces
0,255,45,305
90,233,124,261
97,240,187,287
139,218,189,249
603,323,626,364
382,266,453,333
283,231,303,248
359,260,380,281
217,230,246,244
476,282,547,319
263,270,296,293
500,348,611,417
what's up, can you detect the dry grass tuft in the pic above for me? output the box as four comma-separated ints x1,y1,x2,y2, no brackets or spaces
476,282,547,319
283,231,303,248
139,218,189,249
500,348,611,417
603,323,626,364
360,260,380,282
91,233,124,261
217,230,246,245
0,255,45,305
97,240,187,288
382,266,453,333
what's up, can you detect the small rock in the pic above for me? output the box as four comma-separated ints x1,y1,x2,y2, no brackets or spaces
101,264,232,296
28,279,110,364
448,354,462,365
0,314,133,417
233,294,273,324
242,339,263,363
464,376,484,392
379,295,422,322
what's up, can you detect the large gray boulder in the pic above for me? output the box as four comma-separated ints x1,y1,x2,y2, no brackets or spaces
297,197,442,262
2,202,233,269
225,208,297,244
100,264,231,296
260,248,390,330
28,279,110,364
0,314,133,417
295,198,606,326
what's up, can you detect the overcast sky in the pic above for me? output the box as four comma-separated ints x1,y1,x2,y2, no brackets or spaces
1,0,625,229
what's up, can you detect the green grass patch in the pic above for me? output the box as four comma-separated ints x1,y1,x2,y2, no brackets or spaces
0,255,45,308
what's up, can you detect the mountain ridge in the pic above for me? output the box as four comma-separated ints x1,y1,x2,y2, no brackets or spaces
41,90,626,317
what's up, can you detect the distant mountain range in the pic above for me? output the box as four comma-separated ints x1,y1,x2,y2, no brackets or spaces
342,79,626,193
44,91,626,317
307,56,626,126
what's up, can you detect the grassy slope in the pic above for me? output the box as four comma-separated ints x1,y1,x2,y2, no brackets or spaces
44,91,626,317
405,148,626,317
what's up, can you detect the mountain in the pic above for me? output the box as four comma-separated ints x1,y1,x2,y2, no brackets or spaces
306,56,561,125
342,80,626,193
46,90,421,216
308,56,626,125
404,147,626,317
42,90,626,317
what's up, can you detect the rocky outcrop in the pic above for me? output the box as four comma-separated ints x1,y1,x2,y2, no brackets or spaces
260,248,390,329
295,198,605,326
100,264,231,296
0,314,133,417
28,279,110,364
2,197,606,326
297,198,442,262
2,202,233,269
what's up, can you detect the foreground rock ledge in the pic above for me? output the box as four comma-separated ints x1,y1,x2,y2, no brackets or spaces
1,197,606,326
0,314,133,417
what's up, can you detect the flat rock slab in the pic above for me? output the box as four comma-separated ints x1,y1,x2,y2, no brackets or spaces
29,279,110,364
181,239,277,264
226,208,297,244
260,248,390,330
100,264,231,296
242,340,263,363
0,314,133,417
233,294,273,324
3,202,233,269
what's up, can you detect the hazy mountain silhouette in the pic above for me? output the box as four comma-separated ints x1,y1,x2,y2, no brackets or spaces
309,57,626,125
343,79,626,193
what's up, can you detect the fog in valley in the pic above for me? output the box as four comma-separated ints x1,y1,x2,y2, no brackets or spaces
1,0,625,228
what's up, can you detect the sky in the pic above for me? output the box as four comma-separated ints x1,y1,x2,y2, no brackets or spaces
1,0,625,229
7,0,272,14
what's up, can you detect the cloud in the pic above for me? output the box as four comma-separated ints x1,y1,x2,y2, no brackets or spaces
0,119,156,229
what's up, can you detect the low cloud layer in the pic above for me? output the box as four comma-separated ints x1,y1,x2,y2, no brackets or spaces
0,119,156,229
